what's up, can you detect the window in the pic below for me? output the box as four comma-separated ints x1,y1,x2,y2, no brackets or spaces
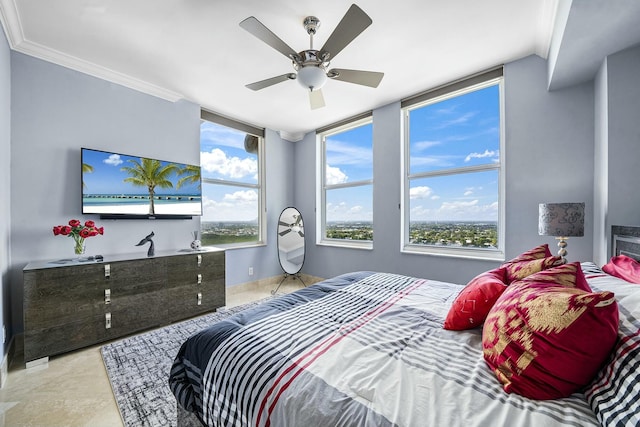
317,116,373,248
401,69,504,260
199,110,265,247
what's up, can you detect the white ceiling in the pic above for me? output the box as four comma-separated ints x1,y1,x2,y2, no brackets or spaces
0,1,638,141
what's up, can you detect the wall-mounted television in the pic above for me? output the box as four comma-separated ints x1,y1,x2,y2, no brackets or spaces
81,147,202,219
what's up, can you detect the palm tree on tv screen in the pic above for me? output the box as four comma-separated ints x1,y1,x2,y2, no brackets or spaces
176,164,201,189
82,163,93,189
121,158,178,215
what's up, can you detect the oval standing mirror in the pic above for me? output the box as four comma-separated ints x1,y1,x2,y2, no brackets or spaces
273,207,306,294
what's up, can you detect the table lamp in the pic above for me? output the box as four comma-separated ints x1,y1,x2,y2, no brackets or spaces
538,202,585,263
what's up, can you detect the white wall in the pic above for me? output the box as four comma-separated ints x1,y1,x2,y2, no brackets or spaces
0,21,12,372
296,55,595,284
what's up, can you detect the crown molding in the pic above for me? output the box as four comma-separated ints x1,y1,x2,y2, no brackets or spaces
278,130,305,142
0,0,183,102
0,0,22,47
536,0,560,59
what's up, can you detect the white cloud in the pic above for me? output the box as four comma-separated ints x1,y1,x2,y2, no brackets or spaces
223,190,257,203
411,198,498,221
413,140,441,151
463,190,473,196
326,139,372,166
104,154,123,166
326,165,348,185
326,202,371,221
410,186,433,199
465,149,498,162
201,191,258,221
435,112,477,129
201,148,257,179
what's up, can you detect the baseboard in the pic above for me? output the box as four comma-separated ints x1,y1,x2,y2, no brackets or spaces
0,335,15,389
226,273,325,297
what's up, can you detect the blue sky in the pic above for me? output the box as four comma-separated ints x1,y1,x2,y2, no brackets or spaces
198,83,499,224
324,83,500,222
325,123,374,222
199,121,259,222
408,84,500,222
82,148,200,195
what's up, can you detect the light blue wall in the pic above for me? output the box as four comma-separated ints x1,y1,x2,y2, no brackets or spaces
223,129,295,286
297,55,595,284
503,55,594,262
8,53,289,335
598,44,640,262
593,58,608,265
3,46,634,346
0,24,11,367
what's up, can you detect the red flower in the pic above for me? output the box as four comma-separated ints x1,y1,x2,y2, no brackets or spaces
52,219,104,246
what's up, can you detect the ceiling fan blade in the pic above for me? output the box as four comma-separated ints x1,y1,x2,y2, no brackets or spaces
279,229,292,236
278,221,290,227
309,89,325,109
327,69,384,88
240,16,298,60
320,4,372,60
298,231,305,237
246,73,295,91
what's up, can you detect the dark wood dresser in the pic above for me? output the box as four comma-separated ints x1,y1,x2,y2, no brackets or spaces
22,248,225,366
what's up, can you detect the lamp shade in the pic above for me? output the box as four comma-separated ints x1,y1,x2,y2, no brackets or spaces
538,203,585,237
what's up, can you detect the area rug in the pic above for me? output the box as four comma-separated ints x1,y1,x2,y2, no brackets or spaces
101,298,272,427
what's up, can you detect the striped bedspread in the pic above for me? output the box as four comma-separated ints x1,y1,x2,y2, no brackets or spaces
169,271,600,427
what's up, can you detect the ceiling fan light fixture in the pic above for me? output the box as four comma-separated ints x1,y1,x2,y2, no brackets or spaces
297,66,327,91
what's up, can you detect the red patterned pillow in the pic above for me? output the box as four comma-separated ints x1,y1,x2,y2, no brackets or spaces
482,262,619,400
602,255,640,284
505,244,552,263
503,256,563,283
443,267,507,330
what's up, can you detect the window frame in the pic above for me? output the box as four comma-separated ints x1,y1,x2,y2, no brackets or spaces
400,71,505,261
199,110,267,249
316,115,374,250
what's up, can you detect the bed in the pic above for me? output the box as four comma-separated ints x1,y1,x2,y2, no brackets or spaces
169,227,640,427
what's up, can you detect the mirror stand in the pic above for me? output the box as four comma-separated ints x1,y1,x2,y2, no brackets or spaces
271,272,306,295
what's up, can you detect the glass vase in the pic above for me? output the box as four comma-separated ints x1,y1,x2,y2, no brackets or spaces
73,237,86,257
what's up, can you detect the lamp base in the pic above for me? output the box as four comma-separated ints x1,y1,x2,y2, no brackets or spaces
556,236,568,264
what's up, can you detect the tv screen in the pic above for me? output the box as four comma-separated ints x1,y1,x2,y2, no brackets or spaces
81,147,202,218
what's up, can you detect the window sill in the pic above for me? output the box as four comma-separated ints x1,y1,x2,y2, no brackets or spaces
402,244,505,261
204,242,266,250
317,239,373,251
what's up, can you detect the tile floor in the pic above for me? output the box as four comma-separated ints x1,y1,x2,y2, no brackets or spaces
0,277,308,427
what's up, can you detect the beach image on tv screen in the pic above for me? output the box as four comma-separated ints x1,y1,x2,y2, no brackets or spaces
82,148,202,216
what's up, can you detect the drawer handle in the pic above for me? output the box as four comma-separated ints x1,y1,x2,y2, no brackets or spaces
104,289,111,305
105,312,112,329
197,292,202,306
197,254,202,267
104,264,111,278
197,274,202,284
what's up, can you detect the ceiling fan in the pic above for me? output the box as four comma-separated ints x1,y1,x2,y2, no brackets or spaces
279,214,304,237
240,4,384,109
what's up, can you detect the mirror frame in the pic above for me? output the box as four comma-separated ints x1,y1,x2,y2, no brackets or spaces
277,207,305,275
